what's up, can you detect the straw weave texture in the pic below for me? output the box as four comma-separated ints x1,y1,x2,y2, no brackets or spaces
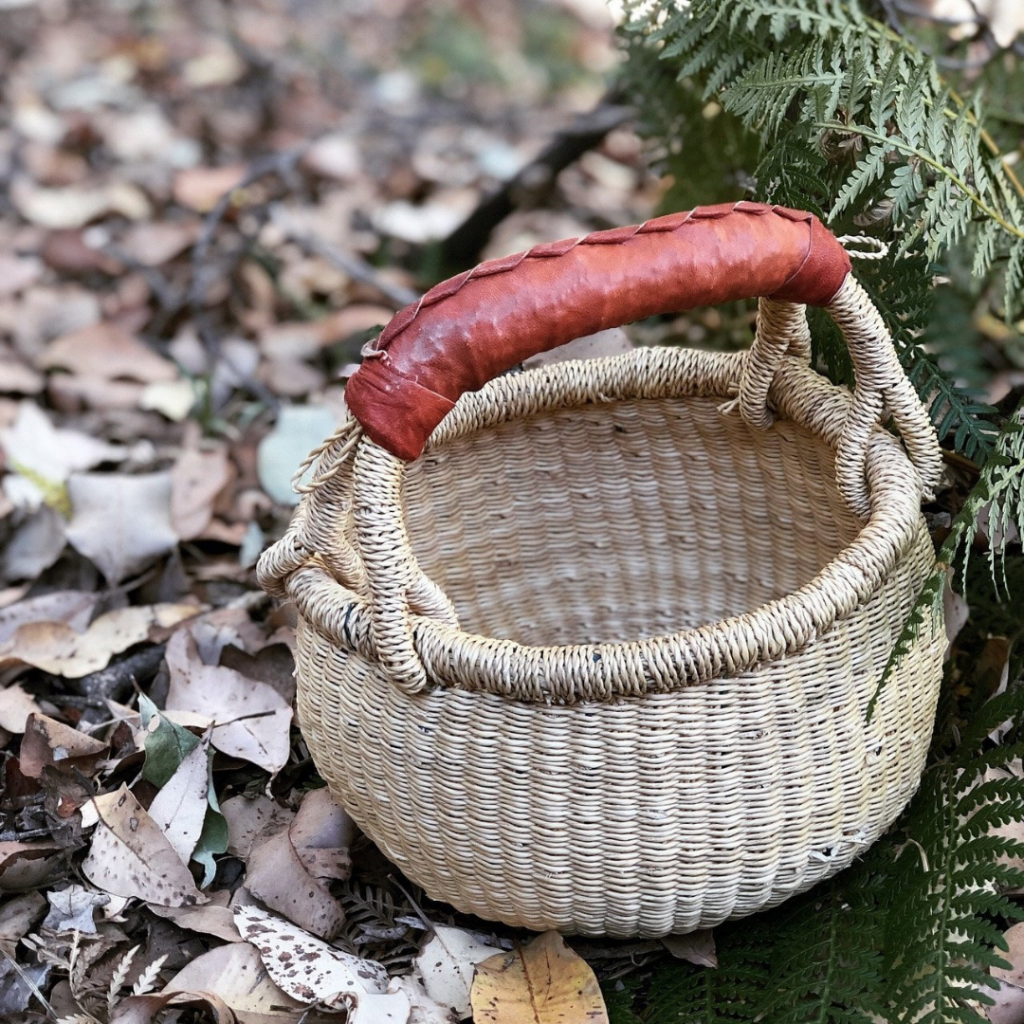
260,279,944,936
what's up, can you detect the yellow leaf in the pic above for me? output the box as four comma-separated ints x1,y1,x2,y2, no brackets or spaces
470,930,608,1024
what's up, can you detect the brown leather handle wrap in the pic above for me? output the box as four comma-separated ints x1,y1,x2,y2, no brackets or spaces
346,201,852,461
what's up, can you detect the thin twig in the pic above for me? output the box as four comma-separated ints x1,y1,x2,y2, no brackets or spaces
269,204,420,309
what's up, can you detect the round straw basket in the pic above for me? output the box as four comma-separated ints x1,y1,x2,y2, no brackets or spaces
259,202,945,938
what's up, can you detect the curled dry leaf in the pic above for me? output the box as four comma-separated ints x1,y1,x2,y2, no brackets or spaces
234,903,388,1008
470,931,609,1024
661,929,717,968
0,840,65,892
243,787,352,939
81,785,206,908
0,891,47,955
165,631,292,776
66,472,180,584
162,940,303,1024
109,990,236,1024
19,712,109,778
416,924,505,1019
0,603,198,677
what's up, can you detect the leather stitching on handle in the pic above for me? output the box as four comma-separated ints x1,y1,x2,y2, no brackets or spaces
369,201,816,356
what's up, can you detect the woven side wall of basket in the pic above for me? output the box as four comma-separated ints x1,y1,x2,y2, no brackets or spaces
259,205,945,938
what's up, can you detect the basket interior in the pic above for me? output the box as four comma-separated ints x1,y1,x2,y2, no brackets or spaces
401,395,863,647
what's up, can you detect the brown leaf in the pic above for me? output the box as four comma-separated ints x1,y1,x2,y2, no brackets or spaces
148,893,242,943
233,903,388,1008
41,229,122,276
81,785,207,907
171,445,234,541
66,472,179,584
0,590,98,643
173,165,248,213
165,631,292,776
0,603,198,677
661,930,717,968
221,793,294,859
39,322,178,384
288,788,355,882
118,221,200,267
110,991,236,1024
162,941,304,1024
0,891,47,956
243,788,352,940
19,712,109,778
0,840,64,892
470,931,609,1024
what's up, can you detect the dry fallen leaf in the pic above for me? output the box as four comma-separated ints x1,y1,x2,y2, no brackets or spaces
39,322,178,384
81,785,207,907
162,940,304,1024
0,590,98,643
66,472,180,584
118,220,200,266
109,990,236,1024
19,712,109,778
148,892,242,943
42,883,110,933
244,787,351,939
470,931,609,1024
0,401,126,509
0,891,47,956
221,793,294,859
993,922,1024,989
9,177,152,229
661,929,717,968
385,975,458,1024
0,840,64,892
0,603,198,677
165,631,292,776
170,444,234,541
0,684,44,734
173,164,248,212
416,925,505,1019
147,729,213,865
234,903,389,1008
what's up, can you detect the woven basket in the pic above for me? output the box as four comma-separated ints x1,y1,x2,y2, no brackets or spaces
259,203,945,938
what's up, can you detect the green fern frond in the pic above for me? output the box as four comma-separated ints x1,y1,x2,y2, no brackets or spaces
884,685,1024,1024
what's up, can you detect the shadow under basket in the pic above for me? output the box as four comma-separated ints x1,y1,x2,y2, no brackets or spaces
260,338,944,939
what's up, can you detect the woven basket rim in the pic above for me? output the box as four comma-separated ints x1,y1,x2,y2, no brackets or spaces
279,346,932,702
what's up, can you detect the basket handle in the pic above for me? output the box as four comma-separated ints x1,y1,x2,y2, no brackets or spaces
345,202,853,462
